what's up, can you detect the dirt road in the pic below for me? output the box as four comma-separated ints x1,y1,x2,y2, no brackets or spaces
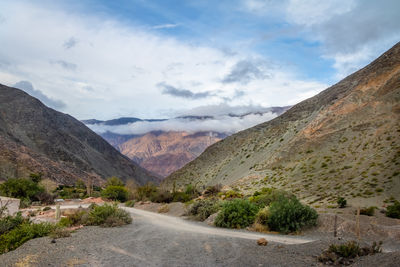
125,207,314,245
0,207,398,266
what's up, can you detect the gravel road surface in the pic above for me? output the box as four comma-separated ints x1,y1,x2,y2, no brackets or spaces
0,207,398,267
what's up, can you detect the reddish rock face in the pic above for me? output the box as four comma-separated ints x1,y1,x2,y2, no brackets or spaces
115,131,224,178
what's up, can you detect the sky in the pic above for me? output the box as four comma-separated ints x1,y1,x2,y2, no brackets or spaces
0,0,399,121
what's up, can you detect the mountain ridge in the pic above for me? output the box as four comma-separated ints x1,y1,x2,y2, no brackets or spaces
0,84,159,185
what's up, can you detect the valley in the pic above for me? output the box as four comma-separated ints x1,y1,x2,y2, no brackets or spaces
0,1,399,265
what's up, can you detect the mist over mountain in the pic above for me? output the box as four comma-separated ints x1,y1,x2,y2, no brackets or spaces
84,105,290,136
83,106,290,177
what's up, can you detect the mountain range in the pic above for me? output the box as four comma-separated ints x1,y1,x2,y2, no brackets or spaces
0,85,158,185
83,107,290,177
163,42,400,207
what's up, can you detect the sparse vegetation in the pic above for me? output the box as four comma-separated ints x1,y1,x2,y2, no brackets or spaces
157,204,170,213
189,199,220,221
359,207,376,216
337,197,347,208
125,200,135,207
218,190,243,199
59,204,132,227
318,241,382,265
386,201,400,219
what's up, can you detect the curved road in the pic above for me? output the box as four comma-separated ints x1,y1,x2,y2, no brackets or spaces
1,207,323,267
125,207,315,245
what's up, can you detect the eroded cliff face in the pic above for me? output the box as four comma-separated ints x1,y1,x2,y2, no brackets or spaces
163,42,400,207
0,84,158,185
116,131,224,178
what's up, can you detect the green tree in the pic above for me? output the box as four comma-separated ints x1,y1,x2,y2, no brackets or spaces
0,178,44,202
105,177,125,187
101,186,128,202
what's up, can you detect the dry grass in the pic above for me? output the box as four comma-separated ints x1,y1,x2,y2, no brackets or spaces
157,204,170,213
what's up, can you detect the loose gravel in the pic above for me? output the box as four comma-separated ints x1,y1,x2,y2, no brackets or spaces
0,208,399,267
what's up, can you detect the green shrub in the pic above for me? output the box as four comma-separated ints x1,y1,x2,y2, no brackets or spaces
337,197,347,208
319,241,382,265
386,201,400,219
172,192,192,202
203,184,222,197
0,178,44,203
63,209,89,226
136,183,158,201
55,185,87,199
329,241,361,258
150,190,173,203
101,186,128,202
255,207,270,225
249,188,294,208
189,199,220,221
184,184,199,197
50,227,71,239
218,190,243,199
88,204,132,227
0,222,54,254
215,199,258,228
105,177,125,187
0,212,27,235
359,207,376,216
125,200,135,207
267,197,318,233
58,217,73,227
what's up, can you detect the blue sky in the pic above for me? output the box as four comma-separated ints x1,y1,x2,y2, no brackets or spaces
0,0,399,122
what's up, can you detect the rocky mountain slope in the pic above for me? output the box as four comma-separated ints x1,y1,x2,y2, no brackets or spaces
0,84,158,185
163,42,400,207
117,131,225,177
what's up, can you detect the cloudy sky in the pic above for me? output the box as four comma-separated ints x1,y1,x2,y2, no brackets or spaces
0,0,399,121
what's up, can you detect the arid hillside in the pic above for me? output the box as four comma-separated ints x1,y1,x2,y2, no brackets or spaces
0,85,158,185
163,42,400,207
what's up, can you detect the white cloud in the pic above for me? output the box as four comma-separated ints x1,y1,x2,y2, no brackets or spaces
87,112,279,135
242,0,400,80
0,1,328,120
285,0,400,79
152,23,179,29
286,0,356,26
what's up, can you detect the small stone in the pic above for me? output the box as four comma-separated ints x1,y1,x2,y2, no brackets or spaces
51,239,56,243
257,238,268,246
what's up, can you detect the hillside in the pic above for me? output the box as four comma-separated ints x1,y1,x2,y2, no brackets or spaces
163,42,400,207
117,131,225,177
0,84,158,185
